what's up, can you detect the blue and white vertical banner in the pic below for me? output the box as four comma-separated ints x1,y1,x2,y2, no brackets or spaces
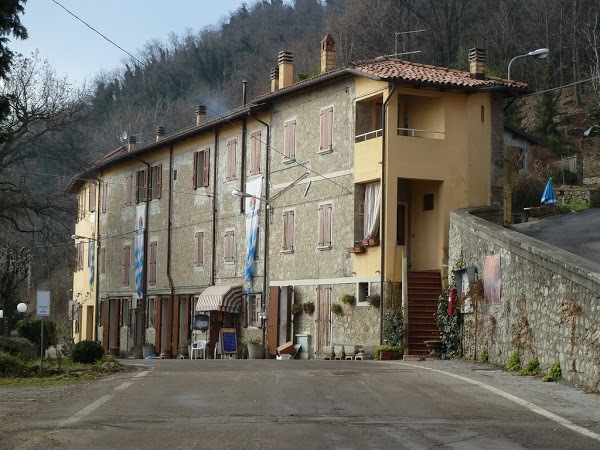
134,204,146,302
243,177,262,296
89,212,95,289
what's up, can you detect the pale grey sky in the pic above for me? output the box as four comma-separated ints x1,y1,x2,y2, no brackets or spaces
10,0,249,85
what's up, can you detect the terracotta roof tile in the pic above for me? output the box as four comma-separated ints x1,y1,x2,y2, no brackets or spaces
353,57,527,89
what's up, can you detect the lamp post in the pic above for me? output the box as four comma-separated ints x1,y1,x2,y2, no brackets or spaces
507,48,549,80
0,303,27,335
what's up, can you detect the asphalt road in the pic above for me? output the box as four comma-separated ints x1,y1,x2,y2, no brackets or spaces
512,208,600,265
1,359,600,449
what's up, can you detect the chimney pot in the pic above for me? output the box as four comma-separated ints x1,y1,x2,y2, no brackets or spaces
127,135,137,153
155,126,166,142
270,67,279,92
320,34,336,73
278,51,294,89
468,48,486,79
196,105,207,125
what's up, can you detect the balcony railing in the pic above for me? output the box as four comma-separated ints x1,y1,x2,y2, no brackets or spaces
397,127,445,139
355,129,383,143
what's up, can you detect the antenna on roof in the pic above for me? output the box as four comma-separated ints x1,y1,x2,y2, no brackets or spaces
394,29,426,59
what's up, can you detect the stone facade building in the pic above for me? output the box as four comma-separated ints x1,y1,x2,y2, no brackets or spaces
69,37,523,358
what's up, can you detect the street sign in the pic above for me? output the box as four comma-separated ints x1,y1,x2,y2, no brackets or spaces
36,291,50,317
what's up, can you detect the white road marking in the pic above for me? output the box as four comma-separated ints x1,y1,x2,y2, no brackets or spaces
134,370,151,378
115,381,134,391
57,394,112,428
399,362,600,442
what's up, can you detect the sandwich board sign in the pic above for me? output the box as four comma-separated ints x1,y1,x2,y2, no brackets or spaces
36,291,50,317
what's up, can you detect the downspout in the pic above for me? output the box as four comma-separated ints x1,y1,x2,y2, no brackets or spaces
240,80,248,214
211,128,219,286
380,84,396,345
94,178,101,341
166,145,174,298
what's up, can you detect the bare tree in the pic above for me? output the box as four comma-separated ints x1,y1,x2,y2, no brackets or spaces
0,240,30,336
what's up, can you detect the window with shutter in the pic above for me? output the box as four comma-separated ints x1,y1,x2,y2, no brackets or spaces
318,203,332,248
101,181,108,213
125,175,132,206
193,149,210,189
149,165,162,200
100,245,106,274
195,232,204,267
135,169,147,204
89,182,96,212
319,107,333,152
203,149,210,187
284,120,296,160
149,241,157,285
226,139,236,181
123,245,130,286
224,230,234,263
250,131,261,175
282,210,294,251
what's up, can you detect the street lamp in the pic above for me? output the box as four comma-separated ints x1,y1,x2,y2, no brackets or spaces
71,234,98,241
507,48,549,80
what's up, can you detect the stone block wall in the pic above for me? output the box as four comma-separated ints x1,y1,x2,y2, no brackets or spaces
555,185,600,207
449,208,600,390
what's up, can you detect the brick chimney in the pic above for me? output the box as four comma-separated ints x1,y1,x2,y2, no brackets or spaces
196,105,207,125
320,34,336,73
278,51,294,89
270,67,279,92
469,48,486,80
155,126,166,142
127,135,137,153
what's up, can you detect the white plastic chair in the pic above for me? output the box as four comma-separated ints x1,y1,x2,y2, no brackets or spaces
190,340,207,360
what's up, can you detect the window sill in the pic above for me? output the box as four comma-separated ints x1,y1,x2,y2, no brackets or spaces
280,249,294,254
317,148,333,155
317,245,332,251
283,158,296,165
224,261,235,265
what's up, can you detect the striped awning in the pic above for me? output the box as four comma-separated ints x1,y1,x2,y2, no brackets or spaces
195,284,243,313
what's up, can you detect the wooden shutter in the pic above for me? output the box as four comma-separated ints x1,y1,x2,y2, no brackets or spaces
320,109,326,150
123,245,130,286
143,169,148,202
101,181,108,213
318,205,325,247
156,164,162,199
284,121,296,159
250,131,261,175
100,245,105,274
255,293,263,328
267,286,280,356
324,204,332,246
320,107,333,151
125,175,132,206
203,149,210,187
194,232,200,266
227,139,236,181
224,231,234,262
149,241,157,285
89,182,96,212
193,151,198,189
283,210,294,250
102,300,110,351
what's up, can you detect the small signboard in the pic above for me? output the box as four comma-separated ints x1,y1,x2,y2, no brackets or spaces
36,291,50,317
220,328,238,354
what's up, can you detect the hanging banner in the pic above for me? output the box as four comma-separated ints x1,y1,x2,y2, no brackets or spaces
243,177,263,294
134,204,146,301
89,212,95,289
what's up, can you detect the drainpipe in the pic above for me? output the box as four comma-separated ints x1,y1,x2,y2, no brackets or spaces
94,178,101,341
240,80,248,213
166,145,175,294
380,84,396,345
251,111,270,353
211,128,219,286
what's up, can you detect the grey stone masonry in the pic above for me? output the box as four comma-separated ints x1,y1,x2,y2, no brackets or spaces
449,208,600,391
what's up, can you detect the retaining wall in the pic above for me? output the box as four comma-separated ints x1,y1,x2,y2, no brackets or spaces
449,208,600,390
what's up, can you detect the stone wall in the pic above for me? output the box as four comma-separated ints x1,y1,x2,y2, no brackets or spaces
555,185,600,207
449,208,600,390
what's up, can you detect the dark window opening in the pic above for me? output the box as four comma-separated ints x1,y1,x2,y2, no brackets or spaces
424,194,434,211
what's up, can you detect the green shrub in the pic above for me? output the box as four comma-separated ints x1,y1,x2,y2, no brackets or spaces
303,302,315,315
340,294,355,305
479,348,489,363
374,345,403,360
383,308,404,347
0,336,36,360
291,304,303,316
72,340,105,364
518,357,542,376
436,288,461,359
0,351,30,377
505,351,521,372
550,170,578,185
330,303,343,316
543,362,562,382
16,318,57,351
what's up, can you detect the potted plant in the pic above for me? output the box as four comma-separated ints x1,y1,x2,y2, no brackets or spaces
366,294,380,308
246,330,264,359
340,294,355,306
374,344,403,360
303,302,315,315
331,303,343,316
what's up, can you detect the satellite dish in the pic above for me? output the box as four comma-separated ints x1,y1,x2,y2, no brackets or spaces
121,131,128,141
